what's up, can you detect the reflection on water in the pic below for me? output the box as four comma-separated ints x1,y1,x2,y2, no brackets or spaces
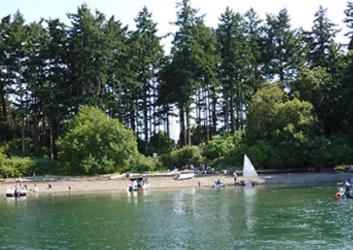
244,186,257,231
0,186,352,249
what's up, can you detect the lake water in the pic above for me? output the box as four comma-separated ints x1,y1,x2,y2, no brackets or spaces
0,186,352,249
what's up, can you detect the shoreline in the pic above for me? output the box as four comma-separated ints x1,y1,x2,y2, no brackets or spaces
1,172,352,196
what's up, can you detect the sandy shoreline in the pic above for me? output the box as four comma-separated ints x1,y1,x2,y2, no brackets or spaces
1,171,353,196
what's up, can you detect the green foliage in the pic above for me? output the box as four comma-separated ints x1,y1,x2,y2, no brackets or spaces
147,131,175,156
245,85,324,168
160,146,204,169
201,135,236,161
128,155,160,173
0,156,35,178
0,146,6,168
57,106,140,175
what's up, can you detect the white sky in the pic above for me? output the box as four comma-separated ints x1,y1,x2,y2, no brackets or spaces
1,0,350,140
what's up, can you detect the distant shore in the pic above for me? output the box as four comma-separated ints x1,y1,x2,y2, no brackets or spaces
1,172,352,195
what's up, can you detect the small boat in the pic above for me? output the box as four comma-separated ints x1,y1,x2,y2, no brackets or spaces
335,179,353,199
6,185,27,197
174,173,195,180
212,180,225,189
236,180,254,187
127,177,149,192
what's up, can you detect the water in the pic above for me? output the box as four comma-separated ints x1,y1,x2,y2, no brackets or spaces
0,186,352,250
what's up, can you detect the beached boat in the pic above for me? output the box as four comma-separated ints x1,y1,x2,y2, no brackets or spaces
174,172,195,180
127,177,149,192
6,185,27,197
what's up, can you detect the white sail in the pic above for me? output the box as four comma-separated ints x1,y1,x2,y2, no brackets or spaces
243,154,258,177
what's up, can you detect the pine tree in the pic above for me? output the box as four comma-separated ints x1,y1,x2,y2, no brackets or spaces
131,6,164,153
67,4,107,108
344,1,353,50
262,9,303,84
216,7,252,133
163,0,202,145
243,8,264,92
309,6,340,73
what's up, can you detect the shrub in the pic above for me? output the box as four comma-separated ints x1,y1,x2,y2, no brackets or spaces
202,135,235,161
57,106,140,175
0,156,35,178
160,146,204,169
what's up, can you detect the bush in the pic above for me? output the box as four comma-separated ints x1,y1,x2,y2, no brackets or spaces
57,106,140,175
0,156,35,178
160,146,204,169
202,135,236,161
147,131,175,156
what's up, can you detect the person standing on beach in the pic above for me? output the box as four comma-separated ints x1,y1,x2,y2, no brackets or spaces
233,171,237,183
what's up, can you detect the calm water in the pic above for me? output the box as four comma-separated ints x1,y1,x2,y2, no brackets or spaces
0,186,352,250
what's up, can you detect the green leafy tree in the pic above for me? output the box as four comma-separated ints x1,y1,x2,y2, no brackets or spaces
245,85,323,167
292,67,344,136
57,106,140,174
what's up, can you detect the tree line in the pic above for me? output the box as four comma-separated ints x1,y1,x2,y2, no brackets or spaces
1,0,353,168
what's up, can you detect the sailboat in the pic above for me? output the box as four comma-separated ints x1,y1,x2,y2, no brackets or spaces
242,154,258,177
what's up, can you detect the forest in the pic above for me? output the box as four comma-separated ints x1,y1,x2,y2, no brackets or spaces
1,0,353,176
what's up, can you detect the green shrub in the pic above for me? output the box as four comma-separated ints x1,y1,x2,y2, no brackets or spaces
202,135,235,160
160,146,204,169
31,158,61,175
58,106,140,175
0,156,35,178
0,146,6,168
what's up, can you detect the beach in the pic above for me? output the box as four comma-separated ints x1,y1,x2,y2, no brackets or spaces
1,171,352,195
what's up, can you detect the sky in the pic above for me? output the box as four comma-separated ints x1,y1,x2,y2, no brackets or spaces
0,0,350,140
0,0,350,47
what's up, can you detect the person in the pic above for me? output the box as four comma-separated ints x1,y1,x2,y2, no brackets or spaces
233,171,238,183
33,184,39,192
48,184,52,189
198,180,201,187
344,180,352,198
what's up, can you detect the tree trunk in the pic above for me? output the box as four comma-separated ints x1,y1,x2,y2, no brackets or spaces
185,104,191,145
179,106,186,146
32,114,40,155
0,91,7,123
230,90,235,133
143,82,148,154
21,118,25,155
211,86,217,135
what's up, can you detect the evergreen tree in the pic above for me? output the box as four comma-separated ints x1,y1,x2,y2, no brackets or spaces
243,8,264,92
23,21,50,155
45,18,70,158
67,4,107,108
101,16,128,121
308,6,340,73
131,7,164,153
344,1,353,50
262,9,303,84
163,0,202,145
216,7,252,133
6,12,29,154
